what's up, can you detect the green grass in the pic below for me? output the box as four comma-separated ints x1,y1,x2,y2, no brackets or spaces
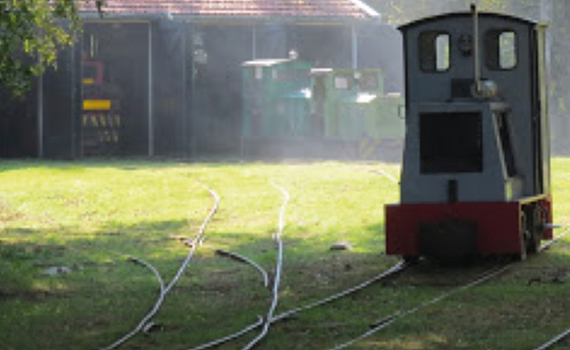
0,158,569,350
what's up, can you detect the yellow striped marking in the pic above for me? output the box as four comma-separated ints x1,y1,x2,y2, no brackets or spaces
83,100,111,111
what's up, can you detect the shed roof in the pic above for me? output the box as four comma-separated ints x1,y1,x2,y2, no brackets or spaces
81,0,380,21
242,59,293,67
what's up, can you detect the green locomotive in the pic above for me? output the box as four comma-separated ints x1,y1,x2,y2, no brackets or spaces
241,58,404,159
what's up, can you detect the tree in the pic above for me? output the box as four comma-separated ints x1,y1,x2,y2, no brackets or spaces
0,0,102,96
369,0,508,25
369,0,570,154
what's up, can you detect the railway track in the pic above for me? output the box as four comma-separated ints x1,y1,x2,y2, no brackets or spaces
185,182,292,350
325,225,570,350
529,225,570,350
97,179,570,350
187,225,570,350
187,260,409,350
239,182,290,350
98,183,219,350
534,328,570,350
328,262,511,350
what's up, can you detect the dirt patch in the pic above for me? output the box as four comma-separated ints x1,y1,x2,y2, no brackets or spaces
0,202,24,222
0,288,72,302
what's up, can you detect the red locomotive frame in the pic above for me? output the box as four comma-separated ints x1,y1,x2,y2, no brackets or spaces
386,195,553,259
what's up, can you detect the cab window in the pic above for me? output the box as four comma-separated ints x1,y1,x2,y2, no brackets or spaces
419,31,450,72
485,30,517,70
334,74,353,90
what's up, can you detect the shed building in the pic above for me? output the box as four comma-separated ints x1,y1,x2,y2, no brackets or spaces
0,0,403,159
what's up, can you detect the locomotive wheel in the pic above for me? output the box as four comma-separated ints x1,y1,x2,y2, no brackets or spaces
518,212,529,260
525,227,541,254
522,205,543,255
529,205,546,253
525,228,540,254
403,255,419,264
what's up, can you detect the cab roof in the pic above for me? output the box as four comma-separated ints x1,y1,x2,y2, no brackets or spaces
398,12,538,32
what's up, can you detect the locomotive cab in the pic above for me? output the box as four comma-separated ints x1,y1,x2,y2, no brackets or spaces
386,7,552,261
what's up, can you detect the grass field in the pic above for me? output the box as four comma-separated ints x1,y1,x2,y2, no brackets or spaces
0,158,570,350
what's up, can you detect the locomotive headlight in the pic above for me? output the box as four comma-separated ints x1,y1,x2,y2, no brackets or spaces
505,180,513,200
472,79,498,99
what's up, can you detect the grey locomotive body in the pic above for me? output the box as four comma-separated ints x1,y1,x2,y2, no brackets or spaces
386,7,553,261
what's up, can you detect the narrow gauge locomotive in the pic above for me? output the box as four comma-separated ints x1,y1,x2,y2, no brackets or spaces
385,6,553,261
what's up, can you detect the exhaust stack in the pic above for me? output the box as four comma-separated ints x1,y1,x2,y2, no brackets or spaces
472,3,482,95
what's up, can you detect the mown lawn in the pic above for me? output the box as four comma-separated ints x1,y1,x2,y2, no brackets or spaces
0,158,569,350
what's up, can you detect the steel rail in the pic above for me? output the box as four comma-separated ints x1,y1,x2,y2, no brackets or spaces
184,170,407,350
538,225,570,252
370,169,399,184
530,225,570,350
533,328,570,350
327,264,511,350
239,182,290,350
98,256,167,350
327,225,570,350
171,238,270,289
186,260,408,350
99,184,219,350
165,183,220,294
184,186,567,350
186,316,264,350
272,260,408,322
215,249,270,288
185,224,570,350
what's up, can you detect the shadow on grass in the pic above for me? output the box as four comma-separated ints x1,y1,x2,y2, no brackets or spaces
0,155,568,350
0,156,402,175
2,219,570,350
0,216,394,350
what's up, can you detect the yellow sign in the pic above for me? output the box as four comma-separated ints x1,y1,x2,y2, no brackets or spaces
83,100,111,111
83,78,95,85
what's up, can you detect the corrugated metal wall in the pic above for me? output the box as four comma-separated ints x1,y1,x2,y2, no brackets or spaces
191,24,252,156
0,20,403,159
153,21,188,157
82,22,150,157
0,86,38,158
42,44,81,158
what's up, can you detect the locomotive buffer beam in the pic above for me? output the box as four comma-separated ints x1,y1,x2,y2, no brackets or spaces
419,218,478,261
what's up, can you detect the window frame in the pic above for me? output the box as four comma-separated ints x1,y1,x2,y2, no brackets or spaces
418,30,452,73
485,28,518,71
333,74,354,90
419,112,484,174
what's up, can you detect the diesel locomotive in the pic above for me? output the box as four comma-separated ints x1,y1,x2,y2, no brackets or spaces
385,6,553,261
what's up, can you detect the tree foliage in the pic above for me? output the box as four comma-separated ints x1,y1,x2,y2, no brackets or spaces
369,0,570,153
371,0,512,25
0,0,102,96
